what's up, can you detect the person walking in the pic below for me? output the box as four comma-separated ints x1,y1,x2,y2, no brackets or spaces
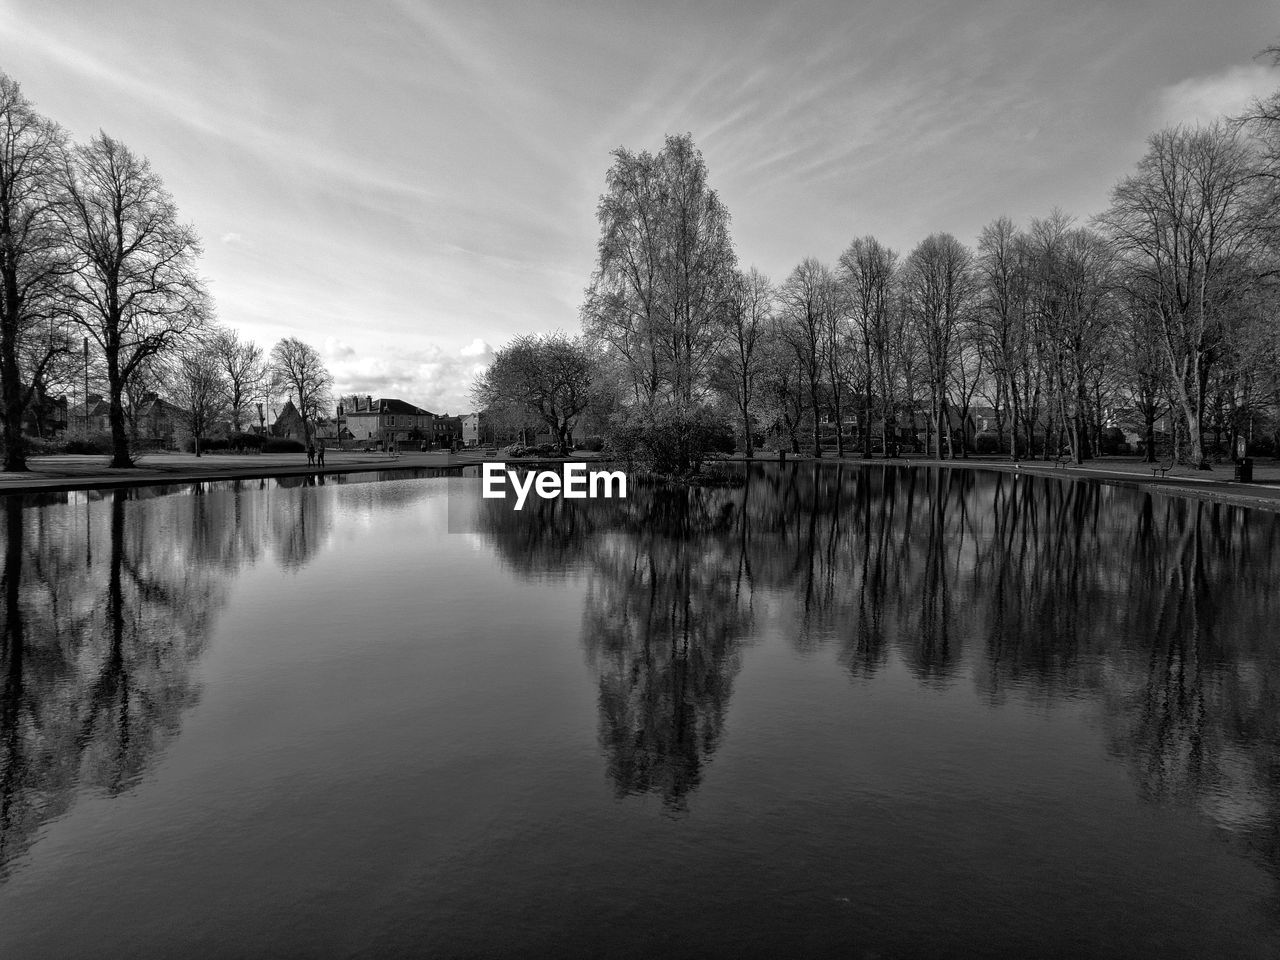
317,442,326,468
306,441,315,466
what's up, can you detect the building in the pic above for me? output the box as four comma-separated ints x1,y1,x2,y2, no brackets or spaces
462,412,486,447
339,396,438,445
271,399,307,440
132,393,188,444
66,394,113,434
431,414,462,448
18,385,68,438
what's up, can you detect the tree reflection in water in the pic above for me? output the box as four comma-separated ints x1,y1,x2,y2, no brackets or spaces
0,478,337,878
478,484,753,810
478,463,1280,872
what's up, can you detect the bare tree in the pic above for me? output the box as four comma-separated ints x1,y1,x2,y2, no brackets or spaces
168,347,228,456
60,133,208,467
711,267,772,457
268,336,333,446
0,73,74,471
975,217,1032,459
839,236,898,457
1113,282,1170,462
584,133,737,405
1027,214,1116,463
471,332,597,455
776,258,839,458
756,334,809,455
1097,123,1258,468
903,234,975,459
211,328,265,432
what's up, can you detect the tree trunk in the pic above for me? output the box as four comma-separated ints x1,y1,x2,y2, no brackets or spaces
811,385,822,458
933,391,947,460
1143,403,1157,464
1007,377,1022,461
1,333,26,471
106,346,132,468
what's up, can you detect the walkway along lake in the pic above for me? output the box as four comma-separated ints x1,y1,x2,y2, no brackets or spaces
1,463,1278,958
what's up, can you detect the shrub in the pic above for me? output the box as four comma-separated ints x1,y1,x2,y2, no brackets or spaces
23,436,64,456
503,442,559,458
227,432,266,451
178,435,224,453
1246,433,1277,458
578,435,605,452
973,432,1001,455
606,403,736,474
63,432,116,455
1098,427,1126,456
263,438,305,454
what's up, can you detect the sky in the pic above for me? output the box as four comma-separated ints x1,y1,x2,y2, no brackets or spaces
2,0,1279,412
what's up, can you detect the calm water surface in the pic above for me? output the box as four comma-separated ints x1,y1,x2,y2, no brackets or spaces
1,464,1278,958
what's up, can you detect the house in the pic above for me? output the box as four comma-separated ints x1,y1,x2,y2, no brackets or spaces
431,414,462,448
68,394,112,433
132,393,188,444
969,405,1000,433
271,399,307,440
339,396,438,445
462,412,485,447
18,386,68,438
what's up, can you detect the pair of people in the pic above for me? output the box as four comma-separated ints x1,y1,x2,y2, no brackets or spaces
306,442,327,467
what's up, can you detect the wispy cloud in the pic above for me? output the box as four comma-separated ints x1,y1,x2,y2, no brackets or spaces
4,0,1277,403
1154,64,1279,127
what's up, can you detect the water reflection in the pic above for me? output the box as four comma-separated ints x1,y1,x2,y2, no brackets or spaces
477,464,1280,864
0,475,350,877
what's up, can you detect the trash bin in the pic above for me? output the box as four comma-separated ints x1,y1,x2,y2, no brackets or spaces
1234,457,1254,483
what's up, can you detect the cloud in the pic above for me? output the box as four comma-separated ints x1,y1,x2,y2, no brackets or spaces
326,342,489,414
323,337,356,360
1154,64,1279,127
220,232,245,245
460,338,492,358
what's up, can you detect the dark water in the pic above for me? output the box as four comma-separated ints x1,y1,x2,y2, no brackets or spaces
1,464,1279,959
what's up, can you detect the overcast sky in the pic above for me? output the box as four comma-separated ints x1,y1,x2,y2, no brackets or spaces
3,0,1278,412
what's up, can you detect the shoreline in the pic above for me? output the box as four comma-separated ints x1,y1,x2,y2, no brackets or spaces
727,452,1280,513
2,450,1279,512
0,450,486,495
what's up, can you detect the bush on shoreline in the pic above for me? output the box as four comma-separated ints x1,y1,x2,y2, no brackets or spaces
605,403,735,475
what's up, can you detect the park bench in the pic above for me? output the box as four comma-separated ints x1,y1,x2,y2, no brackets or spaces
1150,457,1173,478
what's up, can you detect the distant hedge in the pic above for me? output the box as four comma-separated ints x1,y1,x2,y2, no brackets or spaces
262,438,305,453
53,432,114,455
200,432,267,452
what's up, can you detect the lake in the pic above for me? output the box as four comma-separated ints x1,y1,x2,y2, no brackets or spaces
1,464,1278,958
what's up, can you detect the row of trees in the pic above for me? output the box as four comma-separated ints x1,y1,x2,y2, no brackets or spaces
0,72,334,467
534,70,1280,469
170,332,334,455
